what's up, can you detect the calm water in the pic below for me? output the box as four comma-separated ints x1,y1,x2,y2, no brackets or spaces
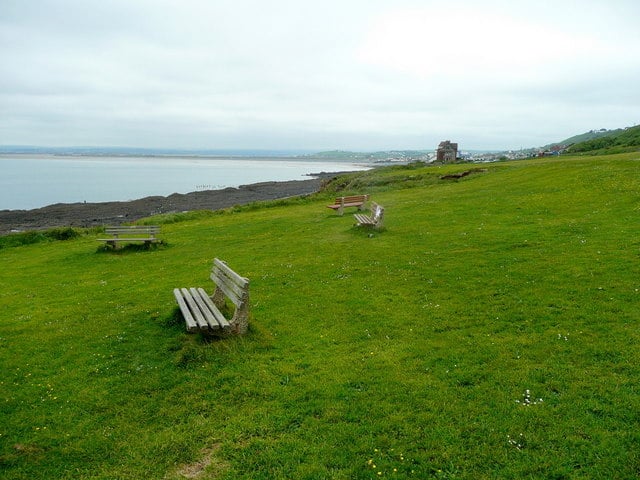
0,155,370,210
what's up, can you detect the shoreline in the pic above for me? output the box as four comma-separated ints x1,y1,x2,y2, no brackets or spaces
0,172,348,235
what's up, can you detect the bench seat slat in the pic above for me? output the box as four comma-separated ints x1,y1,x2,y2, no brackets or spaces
179,288,209,330
173,288,199,332
189,288,221,330
327,203,364,209
354,213,373,224
197,288,231,330
328,203,367,207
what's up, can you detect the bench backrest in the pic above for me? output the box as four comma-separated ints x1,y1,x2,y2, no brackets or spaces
210,258,250,334
371,202,384,224
105,225,160,235
210,258,249,307
333,194,368,205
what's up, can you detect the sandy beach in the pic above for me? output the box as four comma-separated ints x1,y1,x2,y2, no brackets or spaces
0,173,341,235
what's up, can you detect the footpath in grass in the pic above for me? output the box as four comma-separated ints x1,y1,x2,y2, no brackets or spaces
0,154,639,479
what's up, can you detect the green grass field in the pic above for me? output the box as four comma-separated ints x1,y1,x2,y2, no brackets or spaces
1,154,639,479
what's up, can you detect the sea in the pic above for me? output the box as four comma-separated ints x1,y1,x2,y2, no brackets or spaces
0,154,372,211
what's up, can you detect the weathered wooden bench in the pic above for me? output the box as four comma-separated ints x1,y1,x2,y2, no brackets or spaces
97,225,161,248
173,258,250,335
327,194,369,216
354,202,385,229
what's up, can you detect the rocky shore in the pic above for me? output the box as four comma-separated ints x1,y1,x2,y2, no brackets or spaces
0,173,344,235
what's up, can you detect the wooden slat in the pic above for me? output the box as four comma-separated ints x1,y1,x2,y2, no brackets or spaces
213,259,249,287
212,265,249,293
211,259,249,306
211,273,248,305
105,225,160,230
210,274,245,306
327,195,367,209
97,237,158,242
179,288,209,330
354,213,373,224
104,231,159,236
105,226,160,234
197,288,230,330
189,288,220,330
342,195,368,203
173,288,199,332
104,228,157,231
371,203,384,223
103,236,158,238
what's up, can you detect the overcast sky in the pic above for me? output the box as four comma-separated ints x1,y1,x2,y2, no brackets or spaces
1,0,639,151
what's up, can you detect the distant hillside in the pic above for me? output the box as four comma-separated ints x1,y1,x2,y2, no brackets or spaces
566,125,640,154
555,128,624,147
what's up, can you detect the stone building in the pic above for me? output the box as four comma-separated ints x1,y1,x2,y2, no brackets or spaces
436,140,458,163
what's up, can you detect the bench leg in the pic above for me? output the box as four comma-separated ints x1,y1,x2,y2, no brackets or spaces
230,300,250,335
212,286,250,335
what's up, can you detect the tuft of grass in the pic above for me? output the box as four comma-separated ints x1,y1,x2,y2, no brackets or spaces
1,153,639,479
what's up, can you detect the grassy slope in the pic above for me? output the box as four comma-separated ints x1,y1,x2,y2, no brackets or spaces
550,129,623,148
567,125,640,154
1,154,639,479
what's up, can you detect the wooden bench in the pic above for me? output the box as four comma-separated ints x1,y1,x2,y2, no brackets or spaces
98,225,160,248
354,202,385,229
173,258,250,335
327,194,369,216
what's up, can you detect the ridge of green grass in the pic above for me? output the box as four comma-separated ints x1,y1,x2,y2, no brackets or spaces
1,154,639,479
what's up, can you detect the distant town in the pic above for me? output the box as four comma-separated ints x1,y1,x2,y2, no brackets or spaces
312,126,640,164
310,142,564,165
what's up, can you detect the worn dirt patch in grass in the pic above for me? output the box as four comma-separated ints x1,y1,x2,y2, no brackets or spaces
167,444,229,479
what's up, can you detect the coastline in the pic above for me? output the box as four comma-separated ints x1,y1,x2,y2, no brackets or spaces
0,172,345,235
